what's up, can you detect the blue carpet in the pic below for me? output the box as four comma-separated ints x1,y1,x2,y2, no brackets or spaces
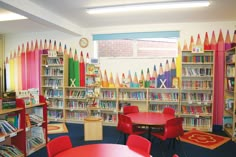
29,123,236,157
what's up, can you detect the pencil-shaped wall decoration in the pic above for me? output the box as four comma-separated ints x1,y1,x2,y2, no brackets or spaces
215,29,225,125
133,72,139,88
21,44,27,90
9,52,14,90
30,40,36,88
176,41,182,78
157,63,164,88
210,31,217,50
150,65,158,88
74,49,80,87
58,42,63,54
17,45,22,91
64,44,68,55
145,68,150,88
204,32,211,50
109,72,115,88
26,41,30,89
34,40,40,89
86,53,90,64
189,36,194,51
225,30,232,50
231,30,236,48
164,60,171,88
170,58,176,87
80,51,85,87
68,47,74,86
182,40,188,51
103,70,109,87
127,70,132,87
121,73,126,87
39,40,43,92
5,57,10,91
43,39,48,54
13,50,18,91
115,73,120,88
139,70,145,88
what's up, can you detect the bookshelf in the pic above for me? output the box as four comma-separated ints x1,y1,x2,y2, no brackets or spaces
25,95,47,156
64,86,87,123
99,87,117,126
40,53,68,122
148,88,179,114
85,63,101,119
180,50,215,132
0,99,25,157
224,47,236,141
118,87,148,112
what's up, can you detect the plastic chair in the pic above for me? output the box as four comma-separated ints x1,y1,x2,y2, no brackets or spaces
126,134,151,154
116,114,147,144
173,154,179,157
46,135,72,157
123,105,139,115
163,107,175,115
151,117,187,157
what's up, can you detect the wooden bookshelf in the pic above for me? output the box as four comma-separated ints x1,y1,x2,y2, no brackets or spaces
40,53,68,122
223,47,236,141
180,50,215,132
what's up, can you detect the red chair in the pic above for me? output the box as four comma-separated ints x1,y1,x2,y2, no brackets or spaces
126,134,151,154
116,114,147,144
173,154,179,157
46,135,72,157
123,105,139,115
151,117,187,157
163,107,175,115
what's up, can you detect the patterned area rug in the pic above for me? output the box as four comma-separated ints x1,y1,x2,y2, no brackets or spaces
180,129,230,150
47,123,68,134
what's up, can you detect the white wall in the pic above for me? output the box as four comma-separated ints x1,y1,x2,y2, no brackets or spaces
4,21,236,79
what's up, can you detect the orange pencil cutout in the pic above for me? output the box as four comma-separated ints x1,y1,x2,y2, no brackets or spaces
115,73,121,88
232,30,236,48
182,40,188,51
103,70,109,87
189,36,194,51
99,69,103,87
109,72,115,88
225,30,232,50
204,32,211,50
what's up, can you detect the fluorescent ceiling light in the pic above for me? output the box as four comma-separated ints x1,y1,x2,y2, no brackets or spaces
87,0,210,14
0,12,27,21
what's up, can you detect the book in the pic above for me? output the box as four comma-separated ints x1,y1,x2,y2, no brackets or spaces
25,114,31,128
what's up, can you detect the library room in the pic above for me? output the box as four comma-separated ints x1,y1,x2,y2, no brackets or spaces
0,0,236,157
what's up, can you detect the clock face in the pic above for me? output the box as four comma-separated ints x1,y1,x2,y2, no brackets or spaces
79,37,89,48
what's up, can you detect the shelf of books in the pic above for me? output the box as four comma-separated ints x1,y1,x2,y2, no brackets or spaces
0,98,25,157
118,87,148,112
25,95,47,156
40,52,68,122
180,50,214,132
64,86,87,123
148,88,179,114
99,87,117,126
224,47,236,141
85,63,101,120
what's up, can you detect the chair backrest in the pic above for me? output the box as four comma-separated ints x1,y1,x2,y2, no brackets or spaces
47,135,72,157
173,154,179,157
163,107,175,115
123,105,139,115
117,114,134,134
164,117,184,139
126,134,151,154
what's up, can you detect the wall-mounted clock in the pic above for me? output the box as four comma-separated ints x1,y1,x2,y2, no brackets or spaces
79,37,89,48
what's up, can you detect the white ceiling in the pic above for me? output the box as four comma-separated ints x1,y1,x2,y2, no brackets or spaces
0,0,236,35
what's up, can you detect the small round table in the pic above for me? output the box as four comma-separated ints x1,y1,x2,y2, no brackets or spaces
54,144,150,157
127,112,175,139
